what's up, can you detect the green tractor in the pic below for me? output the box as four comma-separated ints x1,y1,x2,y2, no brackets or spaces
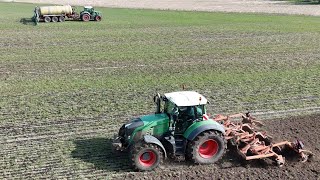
80,6,102,22
113,91,226,171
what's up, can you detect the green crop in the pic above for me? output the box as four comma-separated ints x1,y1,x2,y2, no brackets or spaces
0,2,319,179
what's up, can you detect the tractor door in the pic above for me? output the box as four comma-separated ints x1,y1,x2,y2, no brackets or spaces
175,105,205,134
174,106,193,134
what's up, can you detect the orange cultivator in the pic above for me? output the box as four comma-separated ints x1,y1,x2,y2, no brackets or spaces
213,112,313,167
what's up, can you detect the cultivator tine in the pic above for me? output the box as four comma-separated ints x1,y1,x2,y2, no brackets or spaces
242,112,264,127
212,112,313,167
299,150,313,162
274,155,285,167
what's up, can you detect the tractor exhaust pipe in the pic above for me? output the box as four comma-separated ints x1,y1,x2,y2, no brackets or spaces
154,93,161,114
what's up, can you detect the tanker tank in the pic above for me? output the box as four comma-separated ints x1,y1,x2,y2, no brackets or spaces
39,5,73,16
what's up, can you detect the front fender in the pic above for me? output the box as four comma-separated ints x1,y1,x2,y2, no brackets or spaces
183,120,225,141
143,135,167,159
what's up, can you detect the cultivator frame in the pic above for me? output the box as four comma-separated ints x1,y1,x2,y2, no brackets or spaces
213,113,313,167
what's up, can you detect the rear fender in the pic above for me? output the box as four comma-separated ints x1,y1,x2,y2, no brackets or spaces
183,120,225,141
80,12,90,17
143,135,167,159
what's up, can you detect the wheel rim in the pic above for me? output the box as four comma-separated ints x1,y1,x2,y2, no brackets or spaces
139,151,156,167
95,16,101,21
45,17,51,22
59,17,65,22
198,139,218,158
83,14,90,21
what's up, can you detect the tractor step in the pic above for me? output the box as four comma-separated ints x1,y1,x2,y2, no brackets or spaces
174,136,186,155
163,135,186,156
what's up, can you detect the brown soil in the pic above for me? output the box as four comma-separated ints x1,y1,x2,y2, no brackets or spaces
114,114,320,179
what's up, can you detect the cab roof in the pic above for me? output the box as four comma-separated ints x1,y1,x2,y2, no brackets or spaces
164,91,208,107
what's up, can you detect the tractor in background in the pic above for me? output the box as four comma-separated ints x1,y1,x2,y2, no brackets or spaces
33,5,102,24
80,6,102,22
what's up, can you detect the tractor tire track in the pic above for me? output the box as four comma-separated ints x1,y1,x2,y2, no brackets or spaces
0,129,116,144
1,105,320,144
0,60,211,75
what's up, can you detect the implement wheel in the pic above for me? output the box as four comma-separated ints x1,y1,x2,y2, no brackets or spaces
51,16,58,23
58,16,65,22
186,131,225,164
81,14,90,22
44,16,51,23
130,143,163,171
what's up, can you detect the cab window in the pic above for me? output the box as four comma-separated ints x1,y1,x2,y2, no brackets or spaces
164,101,175,114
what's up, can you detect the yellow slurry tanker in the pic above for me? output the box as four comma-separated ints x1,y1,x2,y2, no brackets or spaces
33,5,102,24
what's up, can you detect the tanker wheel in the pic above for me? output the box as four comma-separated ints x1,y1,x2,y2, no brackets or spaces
82,14,90,22
51,16,58,23
130,143,163,171
58,16,65,22
186,131,225,164
95,15,102,21
44,16,51,23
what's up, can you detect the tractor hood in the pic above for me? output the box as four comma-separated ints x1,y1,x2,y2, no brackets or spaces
140,113,169,126
124,113,169,136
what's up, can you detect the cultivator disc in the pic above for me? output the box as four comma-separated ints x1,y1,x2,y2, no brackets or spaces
213,112,313,167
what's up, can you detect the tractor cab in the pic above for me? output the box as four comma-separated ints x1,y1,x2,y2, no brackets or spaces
83,6,94,13
80,6,102,21
155,91,208,134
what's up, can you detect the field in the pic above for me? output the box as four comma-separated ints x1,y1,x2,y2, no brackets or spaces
11,0,320,16
0,2,319,179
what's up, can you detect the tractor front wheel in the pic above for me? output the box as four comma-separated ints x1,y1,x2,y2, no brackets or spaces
130,143,163,171
95,15,102,21
186,131,225,164
44,16,51,23
81,14,90,22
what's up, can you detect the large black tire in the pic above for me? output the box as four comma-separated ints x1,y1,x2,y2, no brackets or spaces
51,16,58,23
186,131,225,164
58,16,65,22
81,14,90,22
130,143,163,171
44,16,51,23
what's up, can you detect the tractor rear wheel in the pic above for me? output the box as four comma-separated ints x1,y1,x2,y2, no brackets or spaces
130,143,163,171
81,14,90,22
186,131,225,164
51,16,58,23
44,16,51,23
95,15,102,21
58,16,65,22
